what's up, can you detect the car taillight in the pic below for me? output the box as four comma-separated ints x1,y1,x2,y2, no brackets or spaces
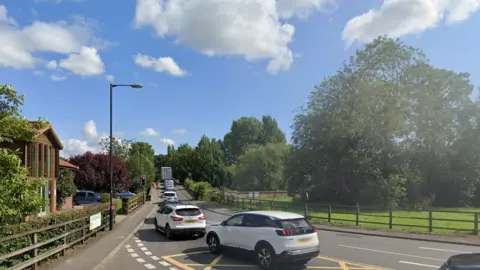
313,227,317,233
276,229,293,236
198,216,206,220
170,216,183,221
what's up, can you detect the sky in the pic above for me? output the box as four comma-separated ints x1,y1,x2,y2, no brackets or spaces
1,0,480,157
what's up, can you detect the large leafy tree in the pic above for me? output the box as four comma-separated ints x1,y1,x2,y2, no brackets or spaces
69,152,132,192
127,142,156,186
194,135,226,187
233,143,288,191
99,137,134,162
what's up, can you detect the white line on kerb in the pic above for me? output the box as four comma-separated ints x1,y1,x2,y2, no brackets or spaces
399,261,438,268
419,247,472,253
338,245,445,261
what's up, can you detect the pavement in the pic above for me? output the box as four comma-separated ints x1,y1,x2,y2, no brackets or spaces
93,186,480,270
42,189,159,270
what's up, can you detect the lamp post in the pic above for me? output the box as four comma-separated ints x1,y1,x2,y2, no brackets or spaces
109,83,143,231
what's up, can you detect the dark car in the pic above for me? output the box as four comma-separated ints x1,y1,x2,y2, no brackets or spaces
440,253,480,269
73,190,101,205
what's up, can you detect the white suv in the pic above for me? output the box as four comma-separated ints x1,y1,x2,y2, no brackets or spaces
163,191,179,202
205,211,320,269
154,204,206,239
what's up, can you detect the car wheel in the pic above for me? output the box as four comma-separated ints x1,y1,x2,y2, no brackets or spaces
207,234,222,254
165,224,172,239
256,244,276,269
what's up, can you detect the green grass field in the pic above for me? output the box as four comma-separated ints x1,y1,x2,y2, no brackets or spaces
225,197,480,235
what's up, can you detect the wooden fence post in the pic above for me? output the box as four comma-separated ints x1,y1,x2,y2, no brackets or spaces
389,209,393,229
474,213,478,235
328,205,331,223
355,203,360,226
32,232,38,270
429,211,433,232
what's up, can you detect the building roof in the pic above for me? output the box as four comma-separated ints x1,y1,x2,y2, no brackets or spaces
59,159,79,170
29,121,64,149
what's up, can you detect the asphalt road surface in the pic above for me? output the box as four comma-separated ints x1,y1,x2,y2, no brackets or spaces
101,187,478,270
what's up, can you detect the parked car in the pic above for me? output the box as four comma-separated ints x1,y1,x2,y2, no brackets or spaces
439,253,480,269
73,190,101,205
205,210,320,269
154,203,206,239
118,191,136,198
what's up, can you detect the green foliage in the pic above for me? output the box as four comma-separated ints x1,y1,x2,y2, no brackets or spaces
0,148,46,224
0,203,109,269
56,168,77,209
99,137,134,162
100,193,110,203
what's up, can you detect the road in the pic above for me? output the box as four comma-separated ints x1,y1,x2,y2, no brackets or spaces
100,187,478,270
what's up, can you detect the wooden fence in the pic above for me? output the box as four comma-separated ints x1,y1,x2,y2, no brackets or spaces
0,209,111,270
217,196,480,235
121,192,145,215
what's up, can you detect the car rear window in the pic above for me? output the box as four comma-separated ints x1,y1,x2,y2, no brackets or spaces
277,218,315,235
164,193,176,197
175,208,201,216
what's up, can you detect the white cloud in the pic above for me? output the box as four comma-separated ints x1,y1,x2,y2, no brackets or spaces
342,0,480,47
59,46,105,76
106,74,114,82
46,60,57,69
173,129,187,135
0,5,106,75
61,138,101,158
133,0,332,74
160,138,175,146
51,74,66,81
33,70,44,76
134,54,186,77
140,128,159,136
82,120,100,139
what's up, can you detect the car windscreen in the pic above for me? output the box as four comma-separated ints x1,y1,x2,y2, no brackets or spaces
164,193,176,197
175,208,201,216
276,218,315,235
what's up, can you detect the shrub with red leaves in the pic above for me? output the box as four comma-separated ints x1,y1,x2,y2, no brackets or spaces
69,152,132,193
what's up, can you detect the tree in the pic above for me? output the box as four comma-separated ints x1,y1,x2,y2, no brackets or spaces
290,36,479,207
127,142,156,185
0,148,45,224
233,143,288,191
99,137,134,162
56,168,77,209
0,84,48,224
194,135,226,187
69,152,132,193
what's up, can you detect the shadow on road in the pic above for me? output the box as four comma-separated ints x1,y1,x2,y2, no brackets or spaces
135,218,200,243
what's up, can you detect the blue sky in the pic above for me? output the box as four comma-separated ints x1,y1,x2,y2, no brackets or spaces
1,0,479,156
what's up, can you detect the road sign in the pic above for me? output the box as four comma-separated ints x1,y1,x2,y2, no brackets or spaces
89,212,102,230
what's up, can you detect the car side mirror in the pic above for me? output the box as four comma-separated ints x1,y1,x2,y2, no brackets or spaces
221,221,226,226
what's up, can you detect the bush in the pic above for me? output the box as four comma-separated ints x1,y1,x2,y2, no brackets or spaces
100,193,110,203
56,168,77,209
0,203,109,269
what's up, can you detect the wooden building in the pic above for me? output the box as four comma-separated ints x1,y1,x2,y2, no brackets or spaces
1,122,64,216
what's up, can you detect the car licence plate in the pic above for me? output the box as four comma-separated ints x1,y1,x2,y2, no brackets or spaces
184,220,196,224
298,237,311,244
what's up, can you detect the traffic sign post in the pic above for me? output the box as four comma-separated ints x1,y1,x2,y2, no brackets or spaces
141,176,146,202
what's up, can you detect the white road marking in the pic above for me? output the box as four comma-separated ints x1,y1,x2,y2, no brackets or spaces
135,239,142,243
131,253,139,258
136,258,146,263
125,244,131,248
169,268,179,270
144,263,156,269
151,256,160,261
338,245,444,261
138,243,145,247
126,248,134,253
419,247,472,253
141,247,148,251
145,251,152,255
399,261,438,268
159,261,171,266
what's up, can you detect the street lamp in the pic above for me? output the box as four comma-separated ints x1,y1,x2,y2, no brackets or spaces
109,83,143,231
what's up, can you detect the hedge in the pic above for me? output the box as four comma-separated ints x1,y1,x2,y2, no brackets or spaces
184,179,221,201
0,203,110,269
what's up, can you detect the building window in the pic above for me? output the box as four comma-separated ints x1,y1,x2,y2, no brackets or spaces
44,145,49,178
50,147,54,178
39,144,43,177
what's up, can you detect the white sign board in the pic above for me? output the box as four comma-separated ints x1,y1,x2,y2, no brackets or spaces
161,167,173,180
89,212,102,230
